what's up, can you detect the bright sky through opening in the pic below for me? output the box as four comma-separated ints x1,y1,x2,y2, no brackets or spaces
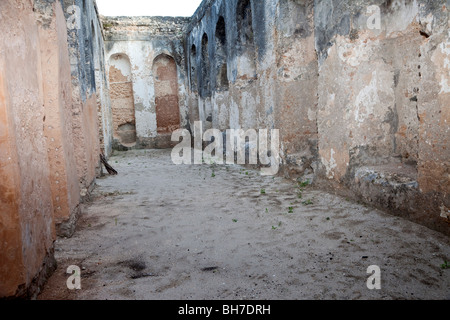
96,0,204,17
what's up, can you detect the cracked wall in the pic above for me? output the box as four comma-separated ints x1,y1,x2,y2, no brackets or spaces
186,0,449,234
61,0,102,195
314,0,449,234
102,16,190,149
0,0,448,300
0,0,107,298
109,53,137,145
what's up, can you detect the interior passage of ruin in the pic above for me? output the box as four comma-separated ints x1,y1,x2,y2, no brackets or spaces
0,0,449,300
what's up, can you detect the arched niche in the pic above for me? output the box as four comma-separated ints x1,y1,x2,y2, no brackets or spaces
108,53,136,146
201,33,210,97
236,0,256,79
215,16,229,91
190,44,198,92
152,54,181,134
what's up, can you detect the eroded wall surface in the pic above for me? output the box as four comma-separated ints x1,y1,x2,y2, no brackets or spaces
0,0,108,298
92,10,114,158
0,0,56,298
0,0,448,300
186,0,449,234
314,0,449,234
102,16,190,149
185,0,320,177
109,53,137,145
61,0,102,193
33,0,82,239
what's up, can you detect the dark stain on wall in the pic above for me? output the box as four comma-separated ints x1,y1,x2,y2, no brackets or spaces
61,0,97,102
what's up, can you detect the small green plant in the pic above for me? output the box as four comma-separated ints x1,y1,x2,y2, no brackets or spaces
245,171,249,175
103,22,114,29
441,260,449,269
272,226,277,230
302,199,313,206
232,219,238,223
296,180,310,199
265,208,269,213
261,189,266,194
298,180,310,188
326,217,330,221
288,207,294,213
211,172,216,178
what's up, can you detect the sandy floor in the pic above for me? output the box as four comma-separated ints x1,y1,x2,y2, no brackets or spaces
38,149,450,300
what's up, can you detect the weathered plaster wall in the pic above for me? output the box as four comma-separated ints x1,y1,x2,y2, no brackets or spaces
186,0,271,133
153,54,181,134
0,0,56,298
61,0,101,193
109,53,137,145
34,0,81,238
0,0,447,301
1,0,109,298
275,0,318,177
185,0,318,174
91,4,114,158
185,0,449,234
314,0,449,234
102,16,190,149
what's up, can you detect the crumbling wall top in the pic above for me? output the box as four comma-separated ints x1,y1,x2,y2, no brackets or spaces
101,15,191,40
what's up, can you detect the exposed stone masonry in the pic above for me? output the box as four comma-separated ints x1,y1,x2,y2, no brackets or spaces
0,0,448,299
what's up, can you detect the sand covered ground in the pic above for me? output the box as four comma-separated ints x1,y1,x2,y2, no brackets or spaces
38,149,450,300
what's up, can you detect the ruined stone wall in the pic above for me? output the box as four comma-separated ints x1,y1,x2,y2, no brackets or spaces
91,2,114,158
33,0,82,238
0,0,109,298
61,0,102,193
0,0,57,298
185,0,449,234
186,0,272,133
314,0,449,234
109,53,137,145
185,0,319,174
102,16,190,149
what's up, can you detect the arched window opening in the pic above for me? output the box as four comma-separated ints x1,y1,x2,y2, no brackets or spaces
201,33,210,97
153,54,181,134
236,0,256,78
215,16,229,91
190,44,198,92
108,53,136,146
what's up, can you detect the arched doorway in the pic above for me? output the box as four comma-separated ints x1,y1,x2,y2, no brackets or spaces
108,53,136,146
215,16,228,91
236,0,256,79
153,54,180,134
